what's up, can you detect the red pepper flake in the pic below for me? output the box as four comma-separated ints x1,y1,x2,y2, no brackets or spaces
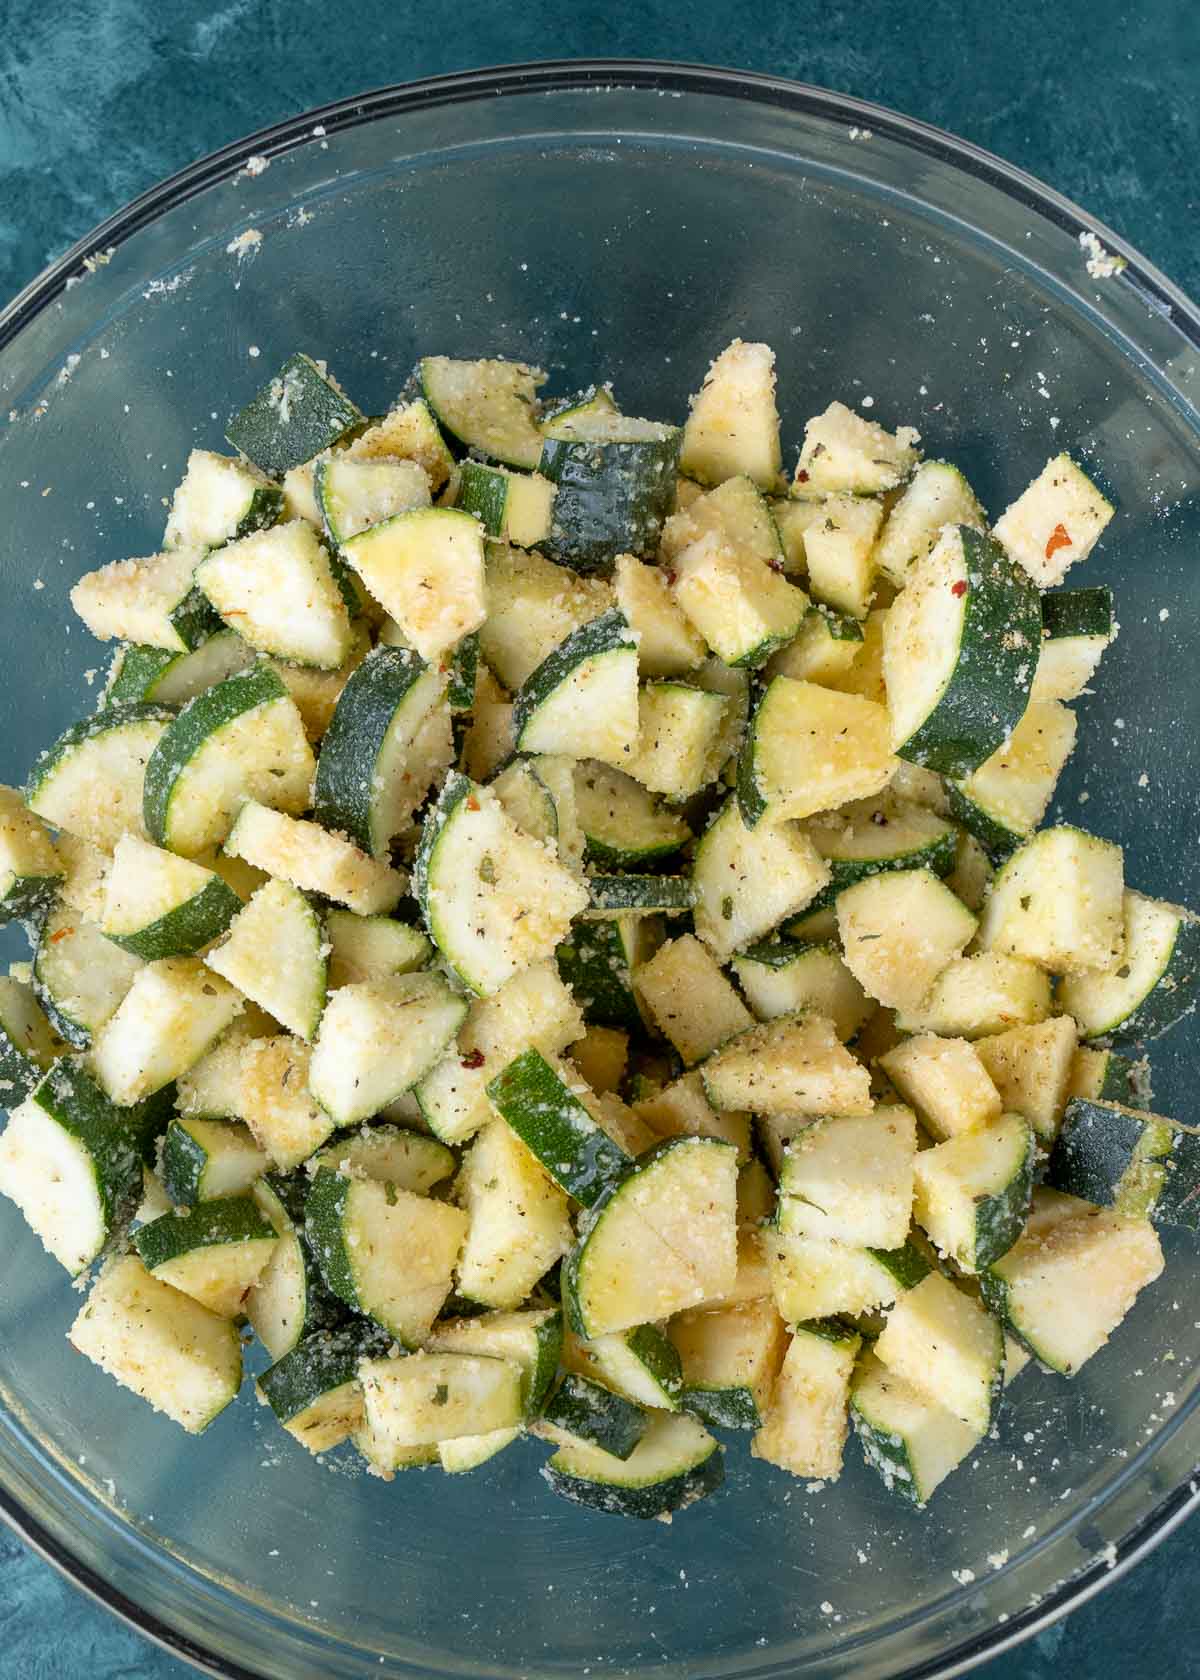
465,795,480,811
1045,522,1073,561
663,567,678,587
49,926,74,944
796,469,810,484
950,579,967,598
460,1049,486,1069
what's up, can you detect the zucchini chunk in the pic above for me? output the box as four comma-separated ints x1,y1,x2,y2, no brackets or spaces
803,795,957,908
142,667,314,857
878,1033,1002,1140
673,1296,788,1431
540,1409,722,1520
426,1306,563,1418
874,1271,1003,1434
204,879,327,1041
795,400,919,494
413,773,588,996
977,825,1125,975
992,453,1114,586
660,474,785,572
1030,585,1115,703
541,1373,647,1459
195,521,353,670
133,1195,278,1316
223,800,405,916
245,1207,344,1364
33,901,144,1049
348,395,455,488
238,1036,335,1170
226,352,363,477
29,703,173,852
851,1349,981,1505
480,543,613,692
486,1048,630,1207
539,408,681,571
777,1106,918,1250
419,355,545,469
260,1321,390,1453
874,459,986,587
70,546,219,654
1047,1097,1200,1229
103,631,253,710
314,454,430,548
883,525,1041,777
731,940,871,1040
633,1069,751,1161
912,1113,1036,1272
325,910,430,988
70,1255,242,1432
737,677,896,826
679,339,782,489
981,1189,1163,1374
557,913,661,1033
0,974,63,1104
836,867,977,1013
1058,889,1200,1043
307,972,466,1127
894,951,1052,1038
0,786,63,922
766,603,863,686
160,1116,268,1206
99,834,241,960
766,1231,929,1322
176,1017,267,1122
612,554,706,678
671,529,807,670
1068,1044,1138,1106
632,933,754,1065
90,958,244,1106
343,507,486,660
361,1349,524,1450
585,875,693,917
306,1169,467,1344
164,448,283,550
974,1016,1078,1141
459,461,556,548
701,1013,871,1117
454,1120,574,1310
562,1322,684,1410
692,796,831,963
802,493,885,618
623,681,731,801
311,1125,454,1195
751,1318,860,1477
948,699,1077,859
513,609,640,766
573,760,690,869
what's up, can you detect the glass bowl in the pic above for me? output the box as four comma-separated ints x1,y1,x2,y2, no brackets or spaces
1,60,1198,1680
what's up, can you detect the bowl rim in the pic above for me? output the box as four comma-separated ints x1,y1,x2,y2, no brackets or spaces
1,55,1198,1680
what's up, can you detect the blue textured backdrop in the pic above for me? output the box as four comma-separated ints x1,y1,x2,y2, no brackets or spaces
1,2,1199,1675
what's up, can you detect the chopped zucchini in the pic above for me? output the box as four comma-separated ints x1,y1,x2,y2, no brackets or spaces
737,677,895,826
992,453,1114,586
324,911,430,988
1058,889,1200,1043
612,554,706,677
731,940,872,1040
70,546,219,655
513,609,640,767
480,543,613,693
237,1035,335,1170
912,1113,1035,1271
195,521,353,670
99,834,241,960
539,408,681,571
778,1106,918,1250
851,1349,981,1505
802,493,885,618
486,1048,630,1207
259,1321,390,1453
454,1119,573,1310
702,1013,872,1117
573,760,690,869
459,461,556,548
948,700,1077,859
540,1409,722,1520
751,1318,860,1477
766,1231,929,1321
33,901,144,1049
633,933,753,1065
542,1373,647,1458
226,353,363,477
308,972,467,1127
836,867,977,1013
679,340,782,490
623,680,730,801
977,825,1125,975
419,356,545,470
343,507,486,661
133,1194,277,1317
0,786,62,922
1047,1097,1200,1229
874,1271,1003,1433
160,1117,267,1206
29,703,173,852
974,1016,1078,1142
164,448,283,550
90,958,243,1107
795,401,919,494
223,800,405,916
673,1296,788,1430
692,796,830,962
1031,585,1115,703
894,951,1052,1039
874,459,986,588
878,1033,1002,1140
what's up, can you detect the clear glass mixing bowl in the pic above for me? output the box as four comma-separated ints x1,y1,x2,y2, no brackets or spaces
0,60,1197,1680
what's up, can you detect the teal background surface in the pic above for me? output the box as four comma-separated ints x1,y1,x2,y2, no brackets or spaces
1,1,1198,1675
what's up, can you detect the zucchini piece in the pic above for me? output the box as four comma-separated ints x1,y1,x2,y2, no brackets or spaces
894,951,1052,1038
751,1317,859,1476
0,975,63,1104
557,913,660,1033
875,1271,1003,1434
673,1296,788,1431
702,1013,871,1117
1031,585,1115,703
562,1322,684,1410
542,1373,647,1458
33,902,144,1049
260,1321,390,1453
731,940,872,1040
0,1059,168,1273
413,773,588,996
70,1254,242,1433
245,1215,344,1363
308,972,466,1127
802,493,885,618
585,875,693,917
977,825,1125,975
446,631,479,713
480,543,614,693
679,340,782,490
325,910,429,988
796,400,919,494
671,530,807,669
633,933,753,1065
850,1349,981,1505
992,453,1114,586
265,621,373,741
1068,1045,1137,1105
29,703,173,851
539,408,680,572
777,1107,918,1250
204,879,326,1041
426,1306,563,1418
541,1409,722,1520
176,1016,268,1122
195,521,353,670
692,796,830,963
766,603,863,686
223,801,405,916
945,828,994,912
347,396,455,489
486,1047,631,1207
981,1190,1163,1374
912,1114,1035,1271
569,1024,629,1097
766,1231,929,1321
305,1169,467,1344
803,795,957,912
0,786,62,922
1058,889,1200,1043
90,957,244,1107
454,1119,573,1310
70,546,220,655
238,1035,336,1169
418,356,545,469
737,677,895,827
487,759,558,846
458,461,556,548
836,867,977,1013
99,834,241,960
563,1137,738,1337
612,554,706,678
133,1194,277,1316
1047,1097,1200,1229
415,960,583,1146
164,448,283,551
160,1117,267,1206
883,525,1041,777
974,1015,1078,1141
314,454,430,548
624,680,730,801
312,646,450,857
633,1069,751,1161
343,507,486,660
104,632,256,709
573,760,690,868
874,459,986,587
360,1349,524,1448
226,353,363,477
878,1034,1002,1141
142,666,314,857
948,700,1077,859
312,1124,454,1194
512,609,640,766
661,474,785,572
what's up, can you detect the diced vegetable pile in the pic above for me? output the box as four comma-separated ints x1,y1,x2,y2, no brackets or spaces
0,341,1194,1519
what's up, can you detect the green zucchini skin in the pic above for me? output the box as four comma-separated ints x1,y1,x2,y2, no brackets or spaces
541,1432,724,1520
556,921,643,1030
447,634,479,714
259,1320,393,1426
302,1169,361,1312
104,874,243,961
0,1010,52,1103
311,645,431,854
680,1383,761,1431
168,588,225,655
226,353,363,478
1041,586,1114,640
863,1240,933,1293
33,1060,174,1232
543,1373,648,1459
585,876,694,916
512,610,638,744
133,1194,276,1271
1047,1098,1200,1229
945,783,1022,864
538,432,681,574
897,527,1042,778
486,1047,631,1208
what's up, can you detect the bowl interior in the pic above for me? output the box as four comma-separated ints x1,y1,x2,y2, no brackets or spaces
0,67,1198,1680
